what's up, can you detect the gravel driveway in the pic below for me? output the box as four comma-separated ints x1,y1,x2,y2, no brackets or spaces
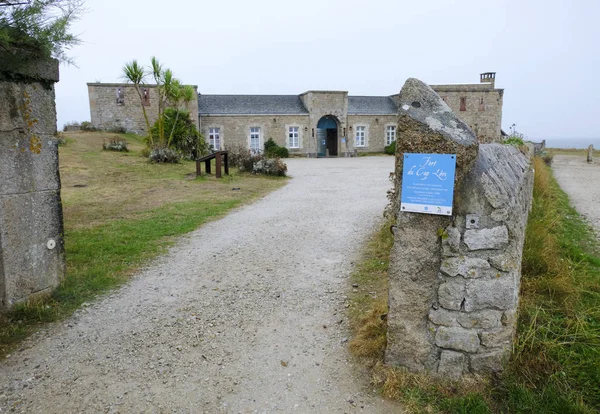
0,157,399,413
552,154,600,234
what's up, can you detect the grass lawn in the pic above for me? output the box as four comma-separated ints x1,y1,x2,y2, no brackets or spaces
0,131,286,357
348,157,600,413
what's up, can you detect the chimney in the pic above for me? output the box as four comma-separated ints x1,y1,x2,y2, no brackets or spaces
480,72,496,88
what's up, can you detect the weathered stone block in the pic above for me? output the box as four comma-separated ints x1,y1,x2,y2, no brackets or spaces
464,277,515,311
438,350,465,380
587,145,593,164
457,310,502,329
501,309,517,327
0,58,64,309
470,349,507,373
488,254,516,272
441,226,461,256
0,190,65,307
438,279,465,311
435,326,479,353
429,308,459,327
440,257,490,278
464,226,508,250
480,328,514,347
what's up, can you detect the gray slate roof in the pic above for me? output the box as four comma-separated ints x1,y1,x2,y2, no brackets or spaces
348,96,398,115
198,94,399,115
198,95,308,115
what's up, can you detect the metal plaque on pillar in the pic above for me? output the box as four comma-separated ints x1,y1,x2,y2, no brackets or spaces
400,153,456,216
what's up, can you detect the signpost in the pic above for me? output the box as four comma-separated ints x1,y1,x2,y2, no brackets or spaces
400,153,456,216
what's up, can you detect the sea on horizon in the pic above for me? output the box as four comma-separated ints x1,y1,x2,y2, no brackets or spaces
531,138,600,149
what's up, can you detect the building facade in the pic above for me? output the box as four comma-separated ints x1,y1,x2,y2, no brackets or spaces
87,73,503,156
87,83,199,133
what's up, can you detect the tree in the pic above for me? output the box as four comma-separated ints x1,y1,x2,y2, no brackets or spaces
0,0,83,67
123,56,201,162
122,60,152,144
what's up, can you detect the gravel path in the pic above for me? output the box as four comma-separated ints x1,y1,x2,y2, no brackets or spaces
0,157,399,413
552,154,600,235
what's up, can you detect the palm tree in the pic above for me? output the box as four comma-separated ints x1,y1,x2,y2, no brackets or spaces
122,60,152,145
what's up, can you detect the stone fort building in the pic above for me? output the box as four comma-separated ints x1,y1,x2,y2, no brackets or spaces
87,72,503,157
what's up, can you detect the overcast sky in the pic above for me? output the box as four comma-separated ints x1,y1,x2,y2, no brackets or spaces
55,0,599,140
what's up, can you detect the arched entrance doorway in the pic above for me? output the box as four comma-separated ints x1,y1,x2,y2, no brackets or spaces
316,115,338,157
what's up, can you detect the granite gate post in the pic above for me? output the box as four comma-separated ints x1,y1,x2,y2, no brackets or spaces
385,78,534,379
0,58,65,309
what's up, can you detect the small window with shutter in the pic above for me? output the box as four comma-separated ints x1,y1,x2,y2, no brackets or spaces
460,97,466,111
142,88,150,106
116,88,124,105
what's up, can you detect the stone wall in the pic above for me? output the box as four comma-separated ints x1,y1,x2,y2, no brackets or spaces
385,78,533,379
390,82,504,143
87,83,199,134
199,115,310,155
347,115,397,153
0,58,65,308
431,84,503,143
299,91,349,157
199,113,398,156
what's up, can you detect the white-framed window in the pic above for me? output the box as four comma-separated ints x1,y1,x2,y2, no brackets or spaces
249,127,261,152
355,125,366,147
288,126,299,148
209,127,220,150
386,125,396,145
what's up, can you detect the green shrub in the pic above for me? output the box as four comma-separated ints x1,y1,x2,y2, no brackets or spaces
384,141,396,155
504,136,525,147
264,138,289,158
150,108,208,160
542,152,554,166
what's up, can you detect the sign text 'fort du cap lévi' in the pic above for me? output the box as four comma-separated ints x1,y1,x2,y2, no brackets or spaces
400,153,457,216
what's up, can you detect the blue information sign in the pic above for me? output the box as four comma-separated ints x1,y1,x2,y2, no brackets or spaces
400,153,456,216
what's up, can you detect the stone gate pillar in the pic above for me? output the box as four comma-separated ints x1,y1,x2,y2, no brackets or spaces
0,58,65,308
385,78,534,379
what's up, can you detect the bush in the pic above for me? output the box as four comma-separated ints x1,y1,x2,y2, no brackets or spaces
384,140,396,155
63,121,80,131
149,147,180,163
102,137,128,152
252,158,288,176
542,153,554,166
108,125,127,134
150,108,208,160
504,136,525,147
264,138,289,158
227,144,287,176
80,121,98,132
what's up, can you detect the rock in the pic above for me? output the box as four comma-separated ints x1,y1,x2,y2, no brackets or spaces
437,350,465,380
428,308,459,327
501,309,517,327
587,145,593,163
435,326,479,353
441,227,461,257
464,227,508,251
464,277,515,311
488,254,515,272
470,349,507,373
438,280,465,311
457,310,502,329
480,328,513,347
440,257,490,278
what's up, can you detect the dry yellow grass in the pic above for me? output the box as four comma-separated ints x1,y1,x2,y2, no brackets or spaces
60,131,285,230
